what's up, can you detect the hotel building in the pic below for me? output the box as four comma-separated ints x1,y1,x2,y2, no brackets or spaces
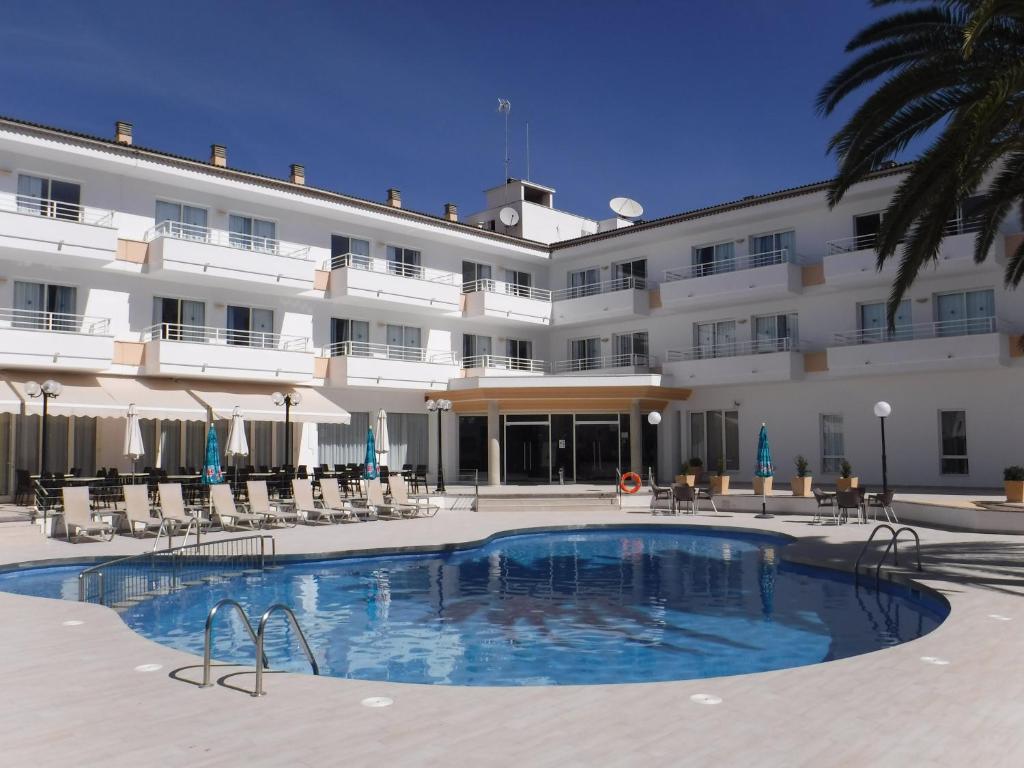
0,115,1020,498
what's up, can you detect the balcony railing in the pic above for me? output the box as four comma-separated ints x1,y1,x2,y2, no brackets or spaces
551,276,647,301
143,323,309,351
553,353,650,373
2,192,114,226
146,220,312,260
327,340,457,364
663,248,791,283
0,307,111,334
462,354,547,372
328,252,455,283
825,215,984,255
461,278,552,302
665,337,799,362
832,317,998,345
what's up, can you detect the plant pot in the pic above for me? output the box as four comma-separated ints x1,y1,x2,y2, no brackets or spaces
753,476,773,496
790,477,812,497
1005,480,1024,503
710,475,730,494
837,476,859,491
675,474,696,486
688,468,704,484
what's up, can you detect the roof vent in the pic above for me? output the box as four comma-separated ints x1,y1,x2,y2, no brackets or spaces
114,121,133,146
290,164,305,185
444,202,458,222
386,188,402,209
210,144,227,168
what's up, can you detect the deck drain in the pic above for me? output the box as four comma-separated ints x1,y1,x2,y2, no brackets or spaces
361,696,394,708
920,656,950,665
134,663,163,672
61,620,84,626
987,614,1012,621
689,694,722,705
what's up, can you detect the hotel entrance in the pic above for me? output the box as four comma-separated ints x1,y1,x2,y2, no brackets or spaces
504,417,551,483
574,415,621,482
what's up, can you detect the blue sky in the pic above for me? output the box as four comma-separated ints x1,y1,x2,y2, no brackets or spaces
1,1,884,221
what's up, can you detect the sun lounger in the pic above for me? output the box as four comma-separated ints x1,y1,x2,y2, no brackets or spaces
157,483,209,537
210,484,264,530
245,480,300,527
365,477,402,520
389,475,439,517
61,486,114,542
319,478,364,521
291,479,344,524
122,485,176,539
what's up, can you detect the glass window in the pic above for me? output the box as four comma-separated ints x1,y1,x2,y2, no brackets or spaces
13,281,77,331
934,289,995,336
749,230,795,263
695,320,736,358
155,200,208,238
612,331,649,366
613,259,647,287
330,318,369,355
330,235,370,267
854,213,882,250
940,411,968,475
386,325,422,358
226,306,273,347
692,242,735,276
506,270,532,296
569,337,601,370
821,414,845,474
567,268,600,298
229,214,276,252
858,300,911,342
386,246,422,277
688,410,739,472
461,261,493,290
505,338,532,363
752,313,798,352
17,174,81,220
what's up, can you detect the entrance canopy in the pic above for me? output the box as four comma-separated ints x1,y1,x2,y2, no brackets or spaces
188,383,351,424
97,376,207,421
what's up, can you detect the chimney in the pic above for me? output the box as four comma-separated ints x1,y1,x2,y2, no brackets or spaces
114,121,133,145
386,188,402,208
289,164,305,185
443,202,458,222
210,144,227,168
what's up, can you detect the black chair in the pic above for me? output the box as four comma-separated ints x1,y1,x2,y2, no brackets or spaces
812,487,837,524
14,469,33,506
835,489,862,524
414,464,428,493
866,489,898,523
671,483,697,515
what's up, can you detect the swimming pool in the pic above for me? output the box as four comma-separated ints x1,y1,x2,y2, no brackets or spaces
0,527,947,686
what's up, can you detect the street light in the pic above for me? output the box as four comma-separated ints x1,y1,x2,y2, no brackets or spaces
426,398,452,493
873,401,892,495
647,412,662,425
272,391,301,472
25,379,63,476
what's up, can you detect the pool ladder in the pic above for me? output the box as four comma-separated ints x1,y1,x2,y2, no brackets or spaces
201,598,320,696
854,524,923,587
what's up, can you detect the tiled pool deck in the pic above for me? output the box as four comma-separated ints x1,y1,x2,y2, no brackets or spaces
1,504,1022,767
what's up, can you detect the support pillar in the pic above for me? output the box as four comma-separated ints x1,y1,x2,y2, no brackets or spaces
629,399,642,474
487,401,500,486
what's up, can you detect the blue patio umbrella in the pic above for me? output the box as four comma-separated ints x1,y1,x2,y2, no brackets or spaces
754,422,774,519
201,424,224,485
363,427,379,480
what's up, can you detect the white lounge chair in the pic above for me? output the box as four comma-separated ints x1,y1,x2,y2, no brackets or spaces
291,479,344,524
210,484,264,530
319,478,364,521
158,483,207,544
245,480,300,527
365,477,402,520
123,485,174,539
61,486,114,542
389,476,439,518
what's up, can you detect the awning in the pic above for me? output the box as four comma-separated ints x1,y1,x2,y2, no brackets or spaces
188,384,351,424
0,380,21,415
97,377,207,421
8,374,124,418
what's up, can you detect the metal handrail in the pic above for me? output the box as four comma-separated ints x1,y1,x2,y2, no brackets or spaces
146,220,312,260
201,598,269,688
665,337,798,362
832,317,998,345
854,524,923,586
327,340,457,364
553,353,650,373
462,354,547,372
254,603,320,696
0,307,111,335
2,191,115,226
461,278,552,302
551,276,647,301
329,252,455,284
825,215,983,255
663,248,791,282
143,322,310,351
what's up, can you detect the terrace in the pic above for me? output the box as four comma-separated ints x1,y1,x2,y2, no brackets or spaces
327,253,461,314
663,337,803,385
659,248,802,310
0,308,114,371
550,277,650,326
0,191,118,265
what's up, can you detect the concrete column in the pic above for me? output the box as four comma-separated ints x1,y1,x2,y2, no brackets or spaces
629,399,643,474
487,401,500,486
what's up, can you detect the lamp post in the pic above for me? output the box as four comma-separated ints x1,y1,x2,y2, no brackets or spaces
646,412,662,483
426,398,452,493
873,401,891,496
272,391,301,472
25,379,63,477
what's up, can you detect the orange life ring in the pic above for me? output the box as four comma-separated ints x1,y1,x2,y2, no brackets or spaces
619,472,642,494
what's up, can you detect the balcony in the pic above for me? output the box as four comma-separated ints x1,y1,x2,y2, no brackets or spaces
0,192,118,265
553,353,651,375
462,279,552,325
551,277,649,326
827,318,1008,376
326,341,458,390
461,354,547,378
663,338,803,386
328,253,461,315
0,308,114,371
142,323,314,383
659,249,801,311
146,221,316,294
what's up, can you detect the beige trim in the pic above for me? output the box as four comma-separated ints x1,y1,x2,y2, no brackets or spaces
433,385,691,414
801,263,825,287
313,269,330,292
648,287,662,309
1010,335,1024,358
116,239,148,264
803,350,828,373
112,341,145,366
314,356,329,378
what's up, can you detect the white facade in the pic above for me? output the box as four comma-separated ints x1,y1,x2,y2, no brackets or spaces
0,116,1020,497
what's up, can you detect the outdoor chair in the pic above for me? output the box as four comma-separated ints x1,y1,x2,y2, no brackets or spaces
210,484,264,530
365,477,402,520
835,489,863,524
319,478,365,521
291,479,344,524
866,489,899,524
14,469,33,506
158,483,209,541
122,485,176,543
695,486,718,514
245,480,299,527
60,486,114,543
671,483,697,515
389,475,439,517
812,487,839,524
413,464,429,493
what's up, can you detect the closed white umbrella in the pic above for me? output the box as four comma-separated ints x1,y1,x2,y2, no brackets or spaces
375,409,390,461
123,404,145,483
226,407,250,458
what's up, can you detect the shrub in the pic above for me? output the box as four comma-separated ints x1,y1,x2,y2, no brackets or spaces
839,459,853,479
1004,466,1024,482
715,456,726,476
688,456,704,469
794,455,809,478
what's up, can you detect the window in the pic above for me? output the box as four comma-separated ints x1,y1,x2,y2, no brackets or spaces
228,214,276,252
17,174,81,220
940,411,969,474
13,281,77,331
853,213,882,250
506,269,533,296
821,414,845,474
613,258,647,288
934,289,995,336
226,306,274,347
386,246,422,278
462,261,493,291
567,268,601,298
330,318,369,356
386,324,422,359
692,242,735,276
155,200,208,239
752,313,798,352
153,297,206,341
330,235,370,268
958,196,984,233
688,410,739,472
462,333,492,362
612,331,649,366
506,338,533,365
569,337,601,370
694,320,736,358
748,229,795,263
858,300,911,342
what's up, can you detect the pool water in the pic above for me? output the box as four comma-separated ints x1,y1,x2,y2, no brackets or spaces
0,528,947,686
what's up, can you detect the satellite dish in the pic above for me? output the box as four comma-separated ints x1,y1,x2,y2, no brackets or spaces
498,207,520,227
609,197,644,219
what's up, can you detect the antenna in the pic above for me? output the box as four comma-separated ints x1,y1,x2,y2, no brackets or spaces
609,197,644,219
497,98,511,181
498,207,520,227
525,121,530,181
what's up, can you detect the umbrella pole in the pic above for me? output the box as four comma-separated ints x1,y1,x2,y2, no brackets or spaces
754,485,774,519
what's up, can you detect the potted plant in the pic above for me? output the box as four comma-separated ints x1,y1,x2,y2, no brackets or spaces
710,456,730,495
791,455,812,497
676,457,702,485
1004,466,1024,503
836,459,858,491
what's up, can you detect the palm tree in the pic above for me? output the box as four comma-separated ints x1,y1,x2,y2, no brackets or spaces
817,0,1024,325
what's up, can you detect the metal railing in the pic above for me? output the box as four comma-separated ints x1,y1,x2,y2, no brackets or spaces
854,524,922,587
2,192,114,226
825,215,983,255
143,323,310,351
832,317,998,346
461,278,552,302
146,220,312,260
462,354,546,372
78,534,276,606
553,353,650,373
663,248,791,283
329,252,455,283
254,604,320,696
327,340,457,363
665,337,799,362
551,276,647,301
0,307,111,335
